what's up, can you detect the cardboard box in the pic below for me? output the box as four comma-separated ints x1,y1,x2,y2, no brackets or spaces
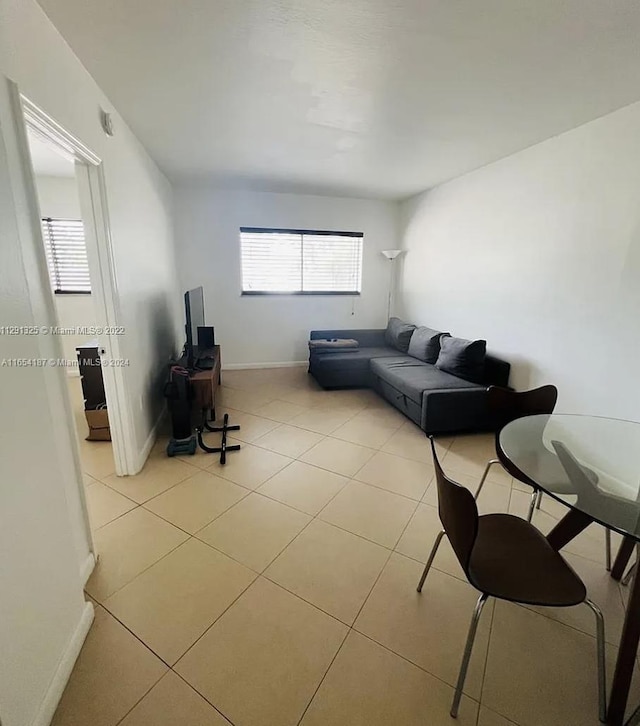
85,408,111,442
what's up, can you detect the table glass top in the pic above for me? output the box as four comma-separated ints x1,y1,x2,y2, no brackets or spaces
499,414,640,539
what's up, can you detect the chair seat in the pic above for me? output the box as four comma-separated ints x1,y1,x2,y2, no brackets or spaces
468,514,586,607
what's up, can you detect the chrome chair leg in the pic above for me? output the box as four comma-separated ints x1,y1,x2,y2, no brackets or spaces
416,530,445,593
451,593,489,718
584,598,607,723
536,489,543,510
605,529,612,572
475,459,499,501
526,488,538,523
622,561,637,587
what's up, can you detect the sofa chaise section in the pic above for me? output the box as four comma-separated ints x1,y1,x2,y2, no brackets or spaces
308,329,397,388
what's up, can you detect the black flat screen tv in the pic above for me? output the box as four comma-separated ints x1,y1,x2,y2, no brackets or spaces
184,286,205,369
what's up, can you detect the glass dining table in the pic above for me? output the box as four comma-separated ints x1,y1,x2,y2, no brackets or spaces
500,414,640,725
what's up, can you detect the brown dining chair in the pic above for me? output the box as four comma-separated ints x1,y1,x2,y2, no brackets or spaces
417,437,606,721
476,385,612,570
476,384,558,521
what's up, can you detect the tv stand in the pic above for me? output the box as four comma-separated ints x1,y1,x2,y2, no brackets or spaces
176,345,221,419
170,345,241,464
191,345,217,371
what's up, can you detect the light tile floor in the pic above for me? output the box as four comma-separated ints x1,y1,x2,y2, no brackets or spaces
56,367,640,726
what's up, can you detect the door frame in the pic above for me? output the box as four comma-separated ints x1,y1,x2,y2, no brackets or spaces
19,92,137,477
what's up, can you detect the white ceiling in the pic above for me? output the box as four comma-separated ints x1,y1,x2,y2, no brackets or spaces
27,131,75,177
37,0,640,199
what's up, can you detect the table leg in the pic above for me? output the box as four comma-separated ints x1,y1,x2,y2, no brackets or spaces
611,536,635,582
608,546,640,725
546,508,593,550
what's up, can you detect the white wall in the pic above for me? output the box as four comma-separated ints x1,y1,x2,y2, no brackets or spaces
34,174,97,366
398,100,640,420
0,1,181,724
1,0,183,463
34,174,79,217
0,94,91,726
174,187,399,366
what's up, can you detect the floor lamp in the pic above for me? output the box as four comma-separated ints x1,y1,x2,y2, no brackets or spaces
381,249,403,322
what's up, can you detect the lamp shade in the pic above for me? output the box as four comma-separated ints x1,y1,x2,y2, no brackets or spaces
381,249,403,260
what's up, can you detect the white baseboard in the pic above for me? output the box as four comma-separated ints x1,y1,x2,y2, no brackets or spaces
223,361,307,370
133,402,167,474
32,601,94,726
79,552,96,587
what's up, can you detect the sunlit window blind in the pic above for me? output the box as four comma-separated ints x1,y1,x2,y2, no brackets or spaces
240,228,363,294
41,217,91,294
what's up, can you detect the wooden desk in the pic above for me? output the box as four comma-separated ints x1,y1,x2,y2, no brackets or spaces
174,345,221,420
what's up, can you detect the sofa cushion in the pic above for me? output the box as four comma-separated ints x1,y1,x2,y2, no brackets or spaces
371,357,480,405
310,329,386,348
436,336,486,383
311,346,398,373
384,317,416,353
408,326,449,364
308,338,359,352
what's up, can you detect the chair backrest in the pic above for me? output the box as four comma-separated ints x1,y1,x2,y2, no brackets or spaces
429,437,479,574
490,385,558,484
488,384,558,431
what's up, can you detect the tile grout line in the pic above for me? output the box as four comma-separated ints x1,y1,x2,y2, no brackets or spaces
132,417,431,718
289,496,431,723
352,628,483,712
349,620,483,709
288,436,424,723
90,397,444,611
92,602,169,726
94,469,403,618
146,460,366,684
98,460,202,505
294,626,351,726
90,530,193,606
172,669,239,726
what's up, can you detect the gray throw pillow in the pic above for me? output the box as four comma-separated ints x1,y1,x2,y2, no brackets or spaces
436,336,487,383
384,317,416,353
408,326,449,363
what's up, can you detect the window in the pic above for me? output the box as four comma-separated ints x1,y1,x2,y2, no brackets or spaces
41,217,91,294
240,227,363,295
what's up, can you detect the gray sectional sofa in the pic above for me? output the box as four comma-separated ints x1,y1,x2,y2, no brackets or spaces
308,323,510,435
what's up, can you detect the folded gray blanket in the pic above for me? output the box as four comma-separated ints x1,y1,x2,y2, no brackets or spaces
308,338,359,352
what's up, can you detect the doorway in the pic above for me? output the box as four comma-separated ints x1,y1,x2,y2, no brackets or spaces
26,129,117,490
20,95,136,471
17,93,139,559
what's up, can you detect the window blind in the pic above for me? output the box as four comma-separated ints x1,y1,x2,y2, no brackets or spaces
240,228,363,294
41,217,91,294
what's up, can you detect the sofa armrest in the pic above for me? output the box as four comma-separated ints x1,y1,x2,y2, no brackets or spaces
422,387,493,435
310,329,387,348
484,354,510,387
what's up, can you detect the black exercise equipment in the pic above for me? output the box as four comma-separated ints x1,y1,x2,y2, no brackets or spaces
164,365,197,456
196,413,241,464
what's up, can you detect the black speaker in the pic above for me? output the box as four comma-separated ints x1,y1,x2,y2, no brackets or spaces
197,326,215,350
